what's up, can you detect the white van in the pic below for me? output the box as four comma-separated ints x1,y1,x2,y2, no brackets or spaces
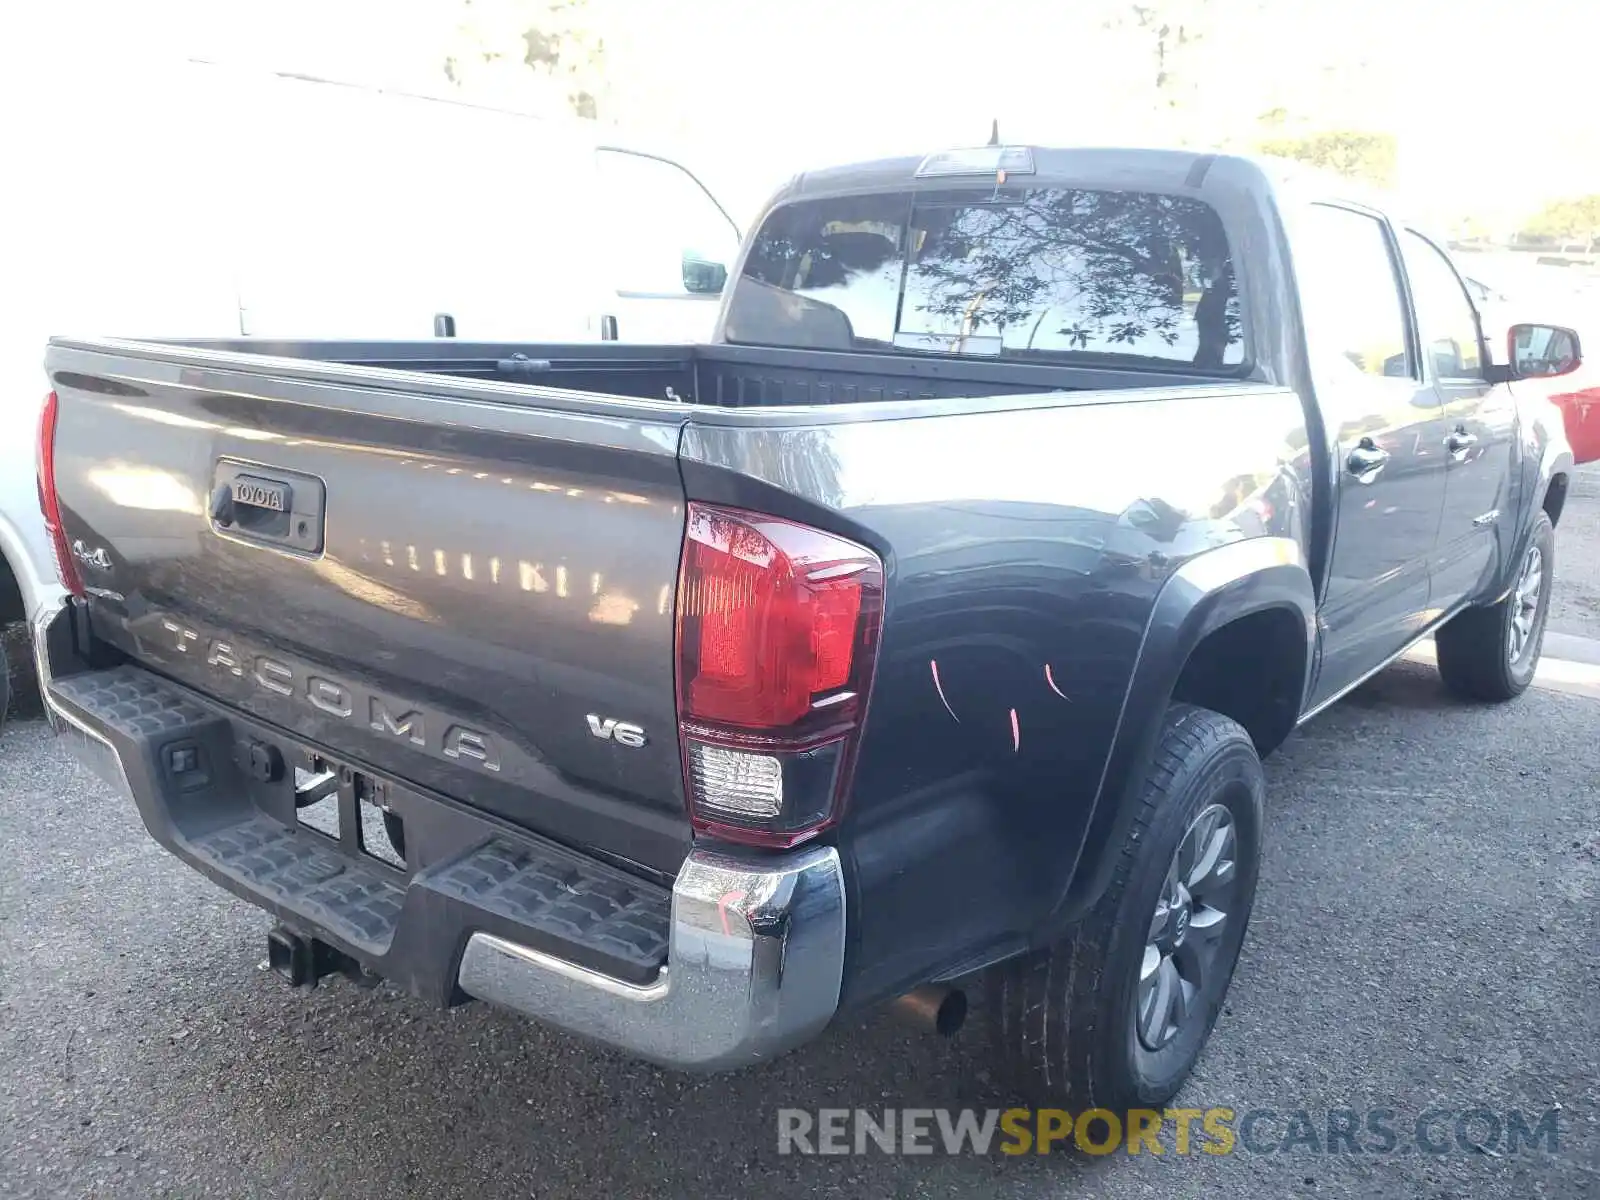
224,67,743,342
0,57,741,711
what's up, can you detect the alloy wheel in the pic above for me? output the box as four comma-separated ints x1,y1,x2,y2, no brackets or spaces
1507,543,1544,664
1136,803,1239,1051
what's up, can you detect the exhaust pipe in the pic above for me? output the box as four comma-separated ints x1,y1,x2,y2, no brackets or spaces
891,985,967,1036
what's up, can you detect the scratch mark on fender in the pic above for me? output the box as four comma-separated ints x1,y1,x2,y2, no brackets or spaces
1045,663,1071,701
931,660,959,722
1009,708,1021,752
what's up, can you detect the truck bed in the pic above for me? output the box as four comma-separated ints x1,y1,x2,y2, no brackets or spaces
153,336,1241,408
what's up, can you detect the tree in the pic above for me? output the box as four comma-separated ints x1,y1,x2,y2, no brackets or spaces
1094,0,1285,145
1446,213,1492,244
1256,130,1398,187
441,0,607,119
1097,0,1223,124
903,191,1238,366
1127,1,1209,97
1522,196,1600,253
741,187,1241,368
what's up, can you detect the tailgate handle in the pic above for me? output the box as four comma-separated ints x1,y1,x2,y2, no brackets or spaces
209,481,236,526
211,461,326,555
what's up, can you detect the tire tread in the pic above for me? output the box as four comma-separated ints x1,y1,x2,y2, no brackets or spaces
988,704,1258,1107
1435,511,1554,703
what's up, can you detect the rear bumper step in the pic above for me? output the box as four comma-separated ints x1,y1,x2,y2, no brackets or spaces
36,605,846,1069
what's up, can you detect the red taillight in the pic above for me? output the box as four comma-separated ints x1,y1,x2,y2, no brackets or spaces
675,503,884,847
36,391,85,598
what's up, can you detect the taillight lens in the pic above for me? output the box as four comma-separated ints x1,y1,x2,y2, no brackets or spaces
36,391,84,598
675,503,883,847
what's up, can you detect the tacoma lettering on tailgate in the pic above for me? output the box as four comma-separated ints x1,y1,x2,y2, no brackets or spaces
136,614,502,772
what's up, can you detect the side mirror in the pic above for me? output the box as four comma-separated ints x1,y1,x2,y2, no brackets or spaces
1508,323,1583,379
681,253,729,296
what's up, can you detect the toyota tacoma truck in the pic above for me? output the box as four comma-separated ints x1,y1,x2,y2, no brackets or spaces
34,146,1580,1110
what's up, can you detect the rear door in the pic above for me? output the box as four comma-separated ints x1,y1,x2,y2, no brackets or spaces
1397,230,1517,607
1297,203,1451,706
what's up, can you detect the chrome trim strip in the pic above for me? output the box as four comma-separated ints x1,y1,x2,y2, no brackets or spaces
32,603,135,799
458,843,846,1070
1297,602,1469,724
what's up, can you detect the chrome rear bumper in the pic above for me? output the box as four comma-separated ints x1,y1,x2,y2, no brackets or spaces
457,844,846,1069
36,601,846,1070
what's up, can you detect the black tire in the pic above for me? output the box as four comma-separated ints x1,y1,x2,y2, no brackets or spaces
0,619,37,723
987,703,1264,1110
1435,511,1554,702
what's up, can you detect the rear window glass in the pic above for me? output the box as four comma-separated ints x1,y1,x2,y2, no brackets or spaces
725,187,1244,370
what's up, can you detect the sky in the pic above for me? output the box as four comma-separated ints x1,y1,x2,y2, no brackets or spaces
7,0,1598,227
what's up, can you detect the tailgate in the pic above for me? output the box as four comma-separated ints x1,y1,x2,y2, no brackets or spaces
46,341,692,875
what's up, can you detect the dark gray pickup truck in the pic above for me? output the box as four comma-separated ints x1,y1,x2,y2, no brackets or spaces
35,146,1583,1110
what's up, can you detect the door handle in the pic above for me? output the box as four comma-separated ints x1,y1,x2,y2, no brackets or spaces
1446,429,1478,456
1345,441,1390,481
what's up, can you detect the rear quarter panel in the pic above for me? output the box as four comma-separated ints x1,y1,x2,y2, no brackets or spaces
1502,375,1577,590
680,383,1313,1004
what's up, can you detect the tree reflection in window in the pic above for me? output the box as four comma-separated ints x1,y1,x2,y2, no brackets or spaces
902,189,1241,367
729,187,1243,370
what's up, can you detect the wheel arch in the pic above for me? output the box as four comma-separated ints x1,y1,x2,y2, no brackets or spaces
1171,604,1309,758
1048,536,1314,930
0,547,22,626
1541,469,1570,528
0,506,59,626
1494,445,1574,602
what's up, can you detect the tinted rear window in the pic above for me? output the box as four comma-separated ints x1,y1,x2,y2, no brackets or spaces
725,187,1243,370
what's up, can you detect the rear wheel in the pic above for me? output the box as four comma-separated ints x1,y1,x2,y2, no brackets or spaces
0,556,23,725
1435,511,1554,702
986,704,1264,1110
0,618,42,724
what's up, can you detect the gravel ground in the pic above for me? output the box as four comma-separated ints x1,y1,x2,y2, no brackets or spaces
3,471,1599,1199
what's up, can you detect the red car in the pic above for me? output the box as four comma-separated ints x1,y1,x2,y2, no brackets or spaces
1478,287,1597,461
1512,324,1599,463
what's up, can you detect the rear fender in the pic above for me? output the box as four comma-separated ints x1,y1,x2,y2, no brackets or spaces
1491,404,1572,604
1048,536,1314,928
